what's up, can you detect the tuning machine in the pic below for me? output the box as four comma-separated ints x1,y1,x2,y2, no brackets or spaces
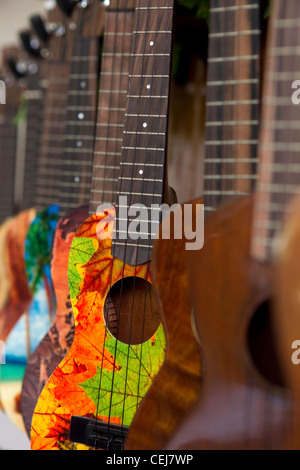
5,57,28,80
30,14,66,42
19,30,44,59
55,0,89,18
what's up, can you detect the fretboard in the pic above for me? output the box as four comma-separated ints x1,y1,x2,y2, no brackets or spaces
89,0,136,214
15,74,46,213
251,0,300,262
33,63,70,211
58,36,99,215
112,0,174,266
0,82,20,223
204,0,260,214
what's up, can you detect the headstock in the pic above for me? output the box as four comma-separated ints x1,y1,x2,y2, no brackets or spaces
56,0,106,39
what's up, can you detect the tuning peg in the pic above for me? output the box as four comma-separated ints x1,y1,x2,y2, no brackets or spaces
30,15,50,43
6,57,27,79
19,31,42,58
55,0,78,17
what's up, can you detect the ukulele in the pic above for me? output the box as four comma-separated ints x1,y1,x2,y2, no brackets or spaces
20,0,106,436
30,0,174,451
166,0,297,450
126,0,262,450
0,5,71,430
0,44,41,344
0,48,26,319
274,194,300,449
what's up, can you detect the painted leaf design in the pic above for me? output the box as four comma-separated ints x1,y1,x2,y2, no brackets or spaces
68,236,98,300
31,210,166,450
79,324,165,426
25,205,59,294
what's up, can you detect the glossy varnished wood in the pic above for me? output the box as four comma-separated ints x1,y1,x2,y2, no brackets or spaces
274,195,300,449
166,196,292,450
125,200,202,450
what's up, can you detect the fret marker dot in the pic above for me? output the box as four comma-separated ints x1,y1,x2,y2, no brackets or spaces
139,170,144,175
150,41,154,46
80,81,87,88
143,122,148,128
146,84,151,90
76,141,83,148
74,176,80,183
78,112,85,120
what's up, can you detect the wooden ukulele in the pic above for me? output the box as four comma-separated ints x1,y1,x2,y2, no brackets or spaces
164,0,300,450
21,0,129,436
273,194,300,449
0,5,72,430
30,0,174,450
21,0,104,434
125,0,262,450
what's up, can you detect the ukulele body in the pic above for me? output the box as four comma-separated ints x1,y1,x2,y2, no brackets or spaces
21,205,89,435
0,209,36,342
31,208,165,450
275,195,300,449
0,206,59,431
166,195,292,450
126,199,203,450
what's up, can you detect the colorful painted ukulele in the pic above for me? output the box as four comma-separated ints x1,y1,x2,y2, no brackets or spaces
30,0,174,450
125,0,262,450
20,0,106,435
0,6,71,430
166,0,297,450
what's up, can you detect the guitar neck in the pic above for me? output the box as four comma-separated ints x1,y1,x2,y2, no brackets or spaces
204,0,261,214
33,62,71,210
252,0,300,262
89,0,136,215
58,36,100,215
0,83,20,222
14,74,46,213
112,0,174,266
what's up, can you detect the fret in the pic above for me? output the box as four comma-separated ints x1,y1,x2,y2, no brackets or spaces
205,190,249,196
89,8,135,214
113,1,174,264
206,120,259,126
251,0,300,262
275,18,300,28
69,73,98,79
71,56,98,61
204,0,260,211
125,113,167,118
122,146,165,152
113,242,153,249
206,140,258,146
66,106,95,111
204,175,257,180
120,162,164,167
64,120,95,126
68,90,96,96
94,165,120,170
209,30,260,38
207,79,259,86
252,219,282,231
120,177,164,183
208,55,259,63
210,4,259,12
206,99,259,106
127,94,168,99
95,137,123,142
33,61,70,208
93,177,119,182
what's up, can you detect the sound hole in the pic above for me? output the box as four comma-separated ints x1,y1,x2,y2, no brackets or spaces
247,300,287,389
103,277,161,346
